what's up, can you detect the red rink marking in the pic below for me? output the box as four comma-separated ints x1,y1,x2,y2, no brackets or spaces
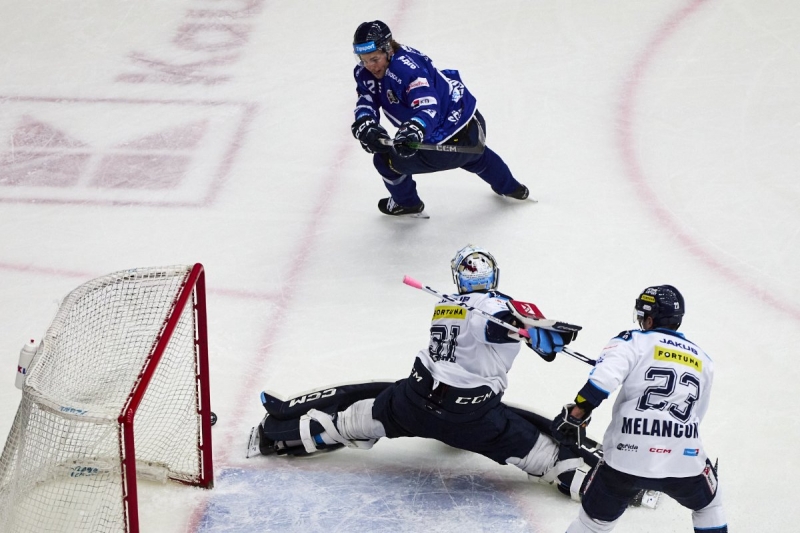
615,0,800,323
0,96,254,207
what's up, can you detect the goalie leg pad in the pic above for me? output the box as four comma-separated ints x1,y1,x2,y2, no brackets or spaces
506,432,558,478
299,408,379,454
261,381,393,420
336,399,386,441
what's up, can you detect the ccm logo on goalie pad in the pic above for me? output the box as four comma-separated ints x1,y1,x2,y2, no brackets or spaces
288,388,336,408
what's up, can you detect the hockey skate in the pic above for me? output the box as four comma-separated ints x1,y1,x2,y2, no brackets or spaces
505,184,529,200
378,197,429,218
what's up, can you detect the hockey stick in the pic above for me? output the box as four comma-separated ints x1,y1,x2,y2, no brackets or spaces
378,137,486,155
402,276,596,366
403,276,531,338
377,115,487,154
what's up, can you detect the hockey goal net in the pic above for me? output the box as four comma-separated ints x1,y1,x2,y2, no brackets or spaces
0,264,213,533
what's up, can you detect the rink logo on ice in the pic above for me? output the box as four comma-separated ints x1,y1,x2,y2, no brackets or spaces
653,346,702,371
288,388,336,407
117,0,267,86
0,97,253,207
432,306,466,320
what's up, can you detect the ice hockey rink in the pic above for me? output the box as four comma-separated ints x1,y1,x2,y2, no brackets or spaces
0,0,798,531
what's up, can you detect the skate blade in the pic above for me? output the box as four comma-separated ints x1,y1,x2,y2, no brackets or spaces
246,426,260,459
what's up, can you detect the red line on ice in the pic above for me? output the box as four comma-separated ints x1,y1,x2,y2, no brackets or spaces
616,0,800,323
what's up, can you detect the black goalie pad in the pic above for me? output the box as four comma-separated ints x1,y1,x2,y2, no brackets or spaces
259,381,394,443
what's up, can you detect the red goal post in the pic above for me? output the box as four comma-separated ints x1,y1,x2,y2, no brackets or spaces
0,263,213,533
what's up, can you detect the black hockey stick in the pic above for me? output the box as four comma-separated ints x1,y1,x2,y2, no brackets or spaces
379,139,485,154
403,276,596,366
378,120,486,154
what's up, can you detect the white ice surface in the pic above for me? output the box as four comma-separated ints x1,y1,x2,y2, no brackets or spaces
0,1,798,531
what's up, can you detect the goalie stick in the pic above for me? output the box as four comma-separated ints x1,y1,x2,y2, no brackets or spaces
402,276,597,366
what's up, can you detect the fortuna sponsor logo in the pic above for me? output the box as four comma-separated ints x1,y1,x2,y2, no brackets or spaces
622,417,699,438
406,77,429,93
654,346,702,371
288,388,336,407
659,337,698,355
455,392,492,405
617,443,638,452
432,306,466,320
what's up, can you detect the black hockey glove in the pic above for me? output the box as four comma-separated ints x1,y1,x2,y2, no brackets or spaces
351,116,390,154
525,327,565,361
551,403,591,448
393,119,426,158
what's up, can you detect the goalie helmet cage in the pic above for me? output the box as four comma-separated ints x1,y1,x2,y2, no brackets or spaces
0,263,213,533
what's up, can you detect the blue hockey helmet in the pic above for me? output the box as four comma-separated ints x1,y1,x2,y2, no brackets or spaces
451,245,499,294
635,285,684,329
353,20,392,55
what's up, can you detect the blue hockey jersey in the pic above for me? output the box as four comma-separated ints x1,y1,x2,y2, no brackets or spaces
353,45,478,144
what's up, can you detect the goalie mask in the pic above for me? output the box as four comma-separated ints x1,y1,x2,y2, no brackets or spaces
635,285,684,330
451,245,499,294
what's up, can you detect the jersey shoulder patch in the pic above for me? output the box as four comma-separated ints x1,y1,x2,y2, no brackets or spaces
614,330,636,341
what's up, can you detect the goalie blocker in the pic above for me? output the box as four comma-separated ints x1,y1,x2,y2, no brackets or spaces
247,380,659,508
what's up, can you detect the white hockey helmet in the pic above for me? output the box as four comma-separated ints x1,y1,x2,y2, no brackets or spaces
451,244,499,294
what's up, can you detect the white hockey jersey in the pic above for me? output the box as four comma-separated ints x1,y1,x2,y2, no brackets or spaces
589,328,714,478
416,292,521,395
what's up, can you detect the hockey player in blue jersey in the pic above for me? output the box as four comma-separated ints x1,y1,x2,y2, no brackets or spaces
350,20,530,217
552,285,727,532
248,245,594,500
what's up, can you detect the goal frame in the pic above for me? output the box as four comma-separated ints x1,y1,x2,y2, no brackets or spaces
120,262,213,533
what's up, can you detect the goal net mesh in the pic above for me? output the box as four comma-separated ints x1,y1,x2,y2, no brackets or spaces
0,265,205,532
